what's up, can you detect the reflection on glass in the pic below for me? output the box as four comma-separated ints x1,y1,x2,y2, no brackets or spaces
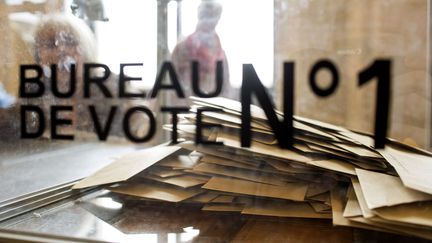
181,226,200,242
91,197,123,210
30,14,97,136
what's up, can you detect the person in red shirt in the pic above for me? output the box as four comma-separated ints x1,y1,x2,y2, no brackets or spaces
171,0,236,106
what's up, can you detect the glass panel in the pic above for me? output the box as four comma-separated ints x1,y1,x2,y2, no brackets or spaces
0,1,431,242
274,0,430,149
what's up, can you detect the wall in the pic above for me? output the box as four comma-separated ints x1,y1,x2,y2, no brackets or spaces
274,0,429,148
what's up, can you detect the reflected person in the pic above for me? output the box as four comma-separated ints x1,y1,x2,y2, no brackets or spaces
171,0,236,107
29,14,144,140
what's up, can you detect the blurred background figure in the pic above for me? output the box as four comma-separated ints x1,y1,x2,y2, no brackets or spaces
30,13,147,140
34,14,96,102
170,0,236,106
29,14,97,136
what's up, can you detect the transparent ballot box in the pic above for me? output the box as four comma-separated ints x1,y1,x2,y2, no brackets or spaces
0,0,432,242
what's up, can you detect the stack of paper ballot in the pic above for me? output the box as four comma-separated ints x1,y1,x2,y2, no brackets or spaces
73,97,432,240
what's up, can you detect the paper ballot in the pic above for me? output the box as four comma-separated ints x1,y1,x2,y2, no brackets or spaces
73,97,432,241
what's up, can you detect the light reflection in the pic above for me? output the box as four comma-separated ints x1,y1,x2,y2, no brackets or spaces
168,233,177,243
124,229,199,243
126,233,158,243
165,228,201,243
180,226,200,242
91,197,123,210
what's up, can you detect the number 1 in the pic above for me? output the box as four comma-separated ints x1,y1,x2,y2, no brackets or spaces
358,60,391,149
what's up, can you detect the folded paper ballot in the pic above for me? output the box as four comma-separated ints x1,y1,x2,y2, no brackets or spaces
202,176,308,201
73,97,432,240
72,146,181,189
355,168,432,209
